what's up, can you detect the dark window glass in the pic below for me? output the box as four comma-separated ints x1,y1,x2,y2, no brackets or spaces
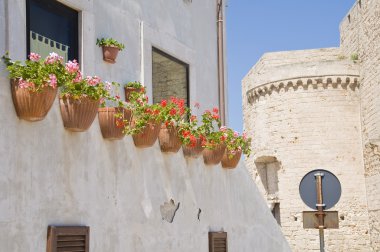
152,48,189,106
26,0,78,61
272,203,281,226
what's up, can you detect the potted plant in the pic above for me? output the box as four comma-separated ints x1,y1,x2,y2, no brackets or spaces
158,97,189,153
122,95,162,148
220,128,252,169
96,38,125,64
178,103,205,158
59,60,112,132
2,52,64,121
98,82,132,140
124,81,145,102
200,108,227,165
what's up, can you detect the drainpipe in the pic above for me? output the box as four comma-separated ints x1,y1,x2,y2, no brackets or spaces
217,0,226,125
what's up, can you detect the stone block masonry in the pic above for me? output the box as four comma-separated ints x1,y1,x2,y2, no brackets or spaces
243,0,380,250
340,0,380,250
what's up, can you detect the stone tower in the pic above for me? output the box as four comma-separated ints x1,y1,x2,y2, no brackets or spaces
242,1,380,251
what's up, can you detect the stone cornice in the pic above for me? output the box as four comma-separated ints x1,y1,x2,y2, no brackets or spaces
246,74,360,104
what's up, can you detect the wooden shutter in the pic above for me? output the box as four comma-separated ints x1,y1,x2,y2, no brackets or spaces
209,232,228,252
47,226,89,252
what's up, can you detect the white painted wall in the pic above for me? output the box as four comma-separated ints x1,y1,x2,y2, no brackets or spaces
0,0,290,251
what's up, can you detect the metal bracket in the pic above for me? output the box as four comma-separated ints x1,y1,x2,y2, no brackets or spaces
314,172,325,177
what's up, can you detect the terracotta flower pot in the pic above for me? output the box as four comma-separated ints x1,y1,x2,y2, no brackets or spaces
102,46,120,64
132,121,161,148
98,107,132,140
124,87,144,102
183,138,204,158
202,144,226,165
10,79,57,121
59,96,100,132
159,126,182,153
221,150,242,169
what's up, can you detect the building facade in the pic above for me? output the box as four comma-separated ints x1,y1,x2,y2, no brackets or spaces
243,1,380,251
0,0,290,251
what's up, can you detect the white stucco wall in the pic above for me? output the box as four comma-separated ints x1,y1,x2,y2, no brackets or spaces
0,0,290,251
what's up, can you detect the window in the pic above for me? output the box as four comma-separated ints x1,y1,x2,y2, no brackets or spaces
47,226,89,252
255,157,281,225
209,232,228,252
272,203,281,226
256,159,279,196
152,48,189,105
26,0,79,62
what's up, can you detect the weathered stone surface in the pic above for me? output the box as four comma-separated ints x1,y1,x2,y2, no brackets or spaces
160,199,180,223
243,1,380,251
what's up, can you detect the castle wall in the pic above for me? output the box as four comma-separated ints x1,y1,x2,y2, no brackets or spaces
340,1,380,250
242,51,371,251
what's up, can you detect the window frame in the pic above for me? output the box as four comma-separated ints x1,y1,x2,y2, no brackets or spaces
26,0,79,61
152,47,190,107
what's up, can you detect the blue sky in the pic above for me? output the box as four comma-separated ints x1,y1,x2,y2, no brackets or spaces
226,0,356,132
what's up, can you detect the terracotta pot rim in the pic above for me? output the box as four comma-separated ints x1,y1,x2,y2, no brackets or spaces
225,149,243,157
160,124,177,129
204,143,226,150
59,95,99,101
11,79,57,92
102,45,120,50
98,106,125,112
124,86,143,90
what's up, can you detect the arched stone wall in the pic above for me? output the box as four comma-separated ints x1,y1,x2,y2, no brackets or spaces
243,54,371,251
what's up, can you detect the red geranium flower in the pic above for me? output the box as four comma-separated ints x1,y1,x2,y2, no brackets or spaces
170,97,177,104
178,99,185,108
169,108,177,116
189,135,197,147
161,100,167,107
182,130,190,137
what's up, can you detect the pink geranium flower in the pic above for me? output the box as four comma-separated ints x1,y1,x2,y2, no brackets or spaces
65,60,79,74
48,74,57,88
242,132,247,140
73,70,82,83
18,78,35,89
86,76,101,86
104,81,112,91
29,52,41,62
45,52,63,64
